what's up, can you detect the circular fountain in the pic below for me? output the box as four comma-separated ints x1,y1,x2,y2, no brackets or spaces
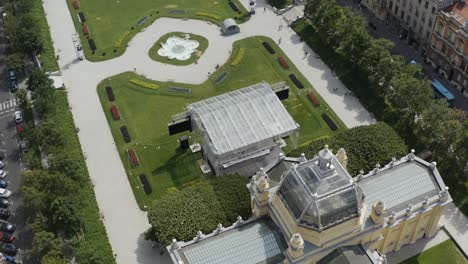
157,35,200,61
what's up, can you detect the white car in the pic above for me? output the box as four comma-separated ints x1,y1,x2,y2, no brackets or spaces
0,171,5,179
14,111,23,123
0,189,10,199
0,161,3,169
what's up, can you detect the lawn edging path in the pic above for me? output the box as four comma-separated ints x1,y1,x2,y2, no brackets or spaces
148,32,209,66
43,0,374,262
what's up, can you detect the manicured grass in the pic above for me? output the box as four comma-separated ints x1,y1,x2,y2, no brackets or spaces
148,32,208,66
66,0,249,62
32,0,59,71
97,36,345,208
400,240,467,264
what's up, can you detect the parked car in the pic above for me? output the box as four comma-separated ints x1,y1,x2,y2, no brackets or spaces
0,232,14,243
0,161,4,169
0,190,10,199
1,243,17,256
13,111,22,123
15,124,23,134
7,69,16,82
0,200,9,209
0,171,5,179
0,180,8,189
0,210,10,221
8,82,17,93
0,223,15,234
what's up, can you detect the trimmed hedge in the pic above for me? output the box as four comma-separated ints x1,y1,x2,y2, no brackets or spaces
139,174,152,194
120,126,131,143
289,74,304,89
78,11,86,23
322,113,337,131
105,86,115,101
228,0,241,13
262,41,275,54
194,12,222,21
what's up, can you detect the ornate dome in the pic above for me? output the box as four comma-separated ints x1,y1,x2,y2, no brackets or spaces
277,147,363,230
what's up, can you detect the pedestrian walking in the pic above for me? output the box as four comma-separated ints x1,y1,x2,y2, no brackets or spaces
264,7,266,12
278,37,282,44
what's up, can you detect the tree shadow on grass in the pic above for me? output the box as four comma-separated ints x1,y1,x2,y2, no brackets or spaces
151,147,205,188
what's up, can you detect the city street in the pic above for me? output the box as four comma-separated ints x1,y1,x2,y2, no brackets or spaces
0,20,31,260
337,0,468,111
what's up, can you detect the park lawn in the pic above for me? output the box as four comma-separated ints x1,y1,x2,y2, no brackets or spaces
97,36,345,208
400,240,467,264
66,0,248,62
148,32,209,66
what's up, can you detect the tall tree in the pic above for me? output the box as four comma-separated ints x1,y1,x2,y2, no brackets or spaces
6,52,25,73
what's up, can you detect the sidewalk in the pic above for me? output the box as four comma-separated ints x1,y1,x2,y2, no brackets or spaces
439,202,468,257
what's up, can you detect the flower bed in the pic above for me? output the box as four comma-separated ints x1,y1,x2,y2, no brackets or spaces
277,56,289,69
73,0,80,9
262,42,275,54
194,12,222,21
307,92,320,107
289,74,304,89
106,86,115,101
111,105,121,120
128,149,140,167
120,126,131,143
115,31,130,48
82,24,89,35
129,79,160,90
231,48,245,66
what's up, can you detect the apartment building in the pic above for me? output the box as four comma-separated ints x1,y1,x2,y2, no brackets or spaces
427,1,467,92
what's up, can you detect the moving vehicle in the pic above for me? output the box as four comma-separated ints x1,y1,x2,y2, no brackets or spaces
0,180,8,189
0,171,6,179
1,243,17,256
432,80,455,107
0,200,9,209
0,232,14,243
15,123,23,134
0,190,10,199
0,210,10,221
13,111,22,123
0,223,15,234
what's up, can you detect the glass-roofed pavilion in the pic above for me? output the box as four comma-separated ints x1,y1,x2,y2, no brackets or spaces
187,82,300,176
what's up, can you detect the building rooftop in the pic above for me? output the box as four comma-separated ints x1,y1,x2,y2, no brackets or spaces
443,1,468,25
357,157,444,217
187,83,299,155
277,147,363,230
176,218,287,264
317,245,374,264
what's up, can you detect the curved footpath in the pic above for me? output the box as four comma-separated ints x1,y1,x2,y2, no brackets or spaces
42,0,376,263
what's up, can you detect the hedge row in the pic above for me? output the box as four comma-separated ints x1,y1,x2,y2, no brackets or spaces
262,41,276,54
322,113,337,131
120,126,131,143
231,48,246,66
194,12,222,21
289,74,304,89
139,174,152,194
106,86,115,101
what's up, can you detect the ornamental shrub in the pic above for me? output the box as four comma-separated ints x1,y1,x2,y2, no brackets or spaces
128,149,140,167
277,56,289,69
110,105,120,120
307,92,320,106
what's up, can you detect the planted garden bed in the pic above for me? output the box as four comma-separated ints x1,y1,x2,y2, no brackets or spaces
139,174,152,194
322,114,337,131
307,92,320,107
106,86,115,101
111,105,121,120
88,38,96,51
128,149,140,167
277,56,289,69
78,11,86,23
120,126,131,143
262,42,275,54
289,74,304,89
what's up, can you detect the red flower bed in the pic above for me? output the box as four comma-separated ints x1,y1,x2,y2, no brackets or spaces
82,24,89,35
307,92,320,107
111,105,121,120
277,56,289,69
73,0,80,9
128,149,140,167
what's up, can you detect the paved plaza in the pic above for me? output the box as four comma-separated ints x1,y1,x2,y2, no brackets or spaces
41,0,466,263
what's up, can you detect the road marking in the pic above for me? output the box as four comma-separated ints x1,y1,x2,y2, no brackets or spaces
0,99,18,116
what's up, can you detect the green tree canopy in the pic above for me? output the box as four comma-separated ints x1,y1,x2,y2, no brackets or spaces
147,182,226,245
210,176,252,224
290,123,408,175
